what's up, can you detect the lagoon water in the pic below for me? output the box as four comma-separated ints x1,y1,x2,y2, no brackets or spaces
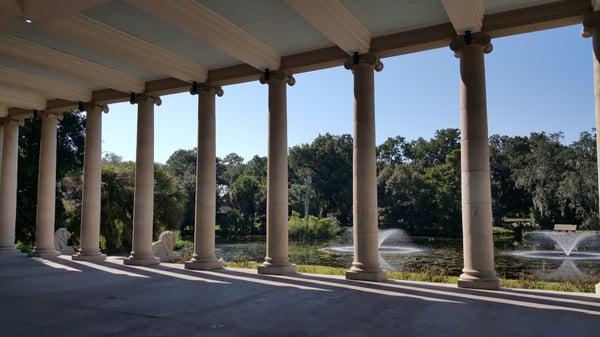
213,235,600,283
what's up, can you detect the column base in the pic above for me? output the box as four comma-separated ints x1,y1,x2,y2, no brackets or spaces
72,252,107,262
0,246,25,257
458,273,501,290
346,268,387,282
257,262,296,275
595,283,599,295
58,249,76,256
123,255,160,266
29,249,60,259
184,259,224,271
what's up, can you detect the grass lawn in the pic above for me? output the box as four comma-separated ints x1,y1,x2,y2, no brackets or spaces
226,261,596,293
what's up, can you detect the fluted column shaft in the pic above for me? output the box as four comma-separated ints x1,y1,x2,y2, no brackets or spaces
73,104,107,261
0,118,24,256
31,112,61,258
345,53,386,282
185,84,224,270
124,94,161,266
258,70,296,275
451,33,500,290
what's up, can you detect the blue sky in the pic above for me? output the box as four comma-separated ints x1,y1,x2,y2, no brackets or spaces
101,24,594,164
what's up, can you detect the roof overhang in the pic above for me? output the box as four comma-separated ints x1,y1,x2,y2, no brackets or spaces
0,0,592,115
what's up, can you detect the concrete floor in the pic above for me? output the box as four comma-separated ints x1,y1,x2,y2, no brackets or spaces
1,256,599,337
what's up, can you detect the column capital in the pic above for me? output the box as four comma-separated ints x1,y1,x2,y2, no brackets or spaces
78,102,109,114
259,69,295,86
344,53,384,72
190,81,224,97
450,32,493,58
582,12,600,38
129,93,162,106
38,110,65,121
0,116,25,127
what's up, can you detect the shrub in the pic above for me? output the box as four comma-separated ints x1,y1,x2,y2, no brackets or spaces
492,226,515,242
513,272,542,289
15,241,33,253
228,255,259,269
288,211,341,240
171,231,194,262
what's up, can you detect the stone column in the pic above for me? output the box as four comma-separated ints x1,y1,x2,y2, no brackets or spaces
185,83,224,270
257,70,296,275
583,14,600,220
451,32,500,290
0,117,25,256
30,112,62,258
0,124,3,183
582,12,600,296
124,94,161,266
73,104,108,261
344,53,386,282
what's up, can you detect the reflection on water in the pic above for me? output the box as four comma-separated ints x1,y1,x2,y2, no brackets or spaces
214,236,600,282
536,260,585,281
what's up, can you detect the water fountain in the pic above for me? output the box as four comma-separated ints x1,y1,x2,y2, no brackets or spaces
319,228,424,255
510,230,600,260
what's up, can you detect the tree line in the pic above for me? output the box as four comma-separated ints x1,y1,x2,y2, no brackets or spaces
13,116,599,252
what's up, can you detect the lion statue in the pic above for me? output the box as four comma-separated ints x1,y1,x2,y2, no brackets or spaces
152,231,179,262
54,228,75,254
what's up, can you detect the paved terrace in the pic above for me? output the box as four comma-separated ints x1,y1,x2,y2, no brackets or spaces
1,256,599,337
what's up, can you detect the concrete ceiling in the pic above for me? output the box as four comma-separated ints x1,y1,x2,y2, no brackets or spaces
0,0,590,113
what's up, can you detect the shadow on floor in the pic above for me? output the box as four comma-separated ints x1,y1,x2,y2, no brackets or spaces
1,254,599,337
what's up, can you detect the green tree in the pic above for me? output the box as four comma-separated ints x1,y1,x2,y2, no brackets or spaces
289,133,353,225
166,148,196,177
424,149,461,235
556,132,599,229
229,175,264,235
377,130,462,236
100,162,135,251
166,148,197,235
16,112,86,245
288,211,340,240
404,129,460,167
377,136,407,167
513,132,566,228
60,158,188,252
153,164,187,235
221,153,245,186
378,164,437,233
489,135,532,225
378,161,462,236
244,155,267,179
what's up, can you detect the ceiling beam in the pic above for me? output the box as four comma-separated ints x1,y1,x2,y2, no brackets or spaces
0,0,108,34
125,0,281,71
283,0,370,54
0,66,91,102
483,0,589,37
0,88,47,110
40,0,590,111
0,104,7,117
282,46,347,75
7,107,35,119
18,0,109,23
370,23,455,58
440,0,485,34
45,14,207,83
0,35,145,94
